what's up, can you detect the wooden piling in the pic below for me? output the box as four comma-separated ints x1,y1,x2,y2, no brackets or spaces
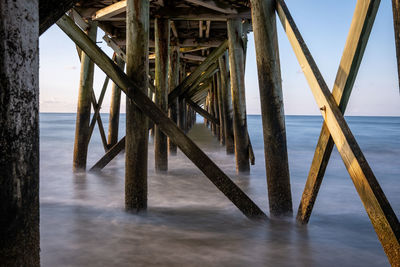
168,46,180,155
73,20,97,171
212,75,221,139
0,0,40,265
154,18,170,171
108,55,125,147
218,53,235,154
250,0,292,215
392,0,400,92
216,71,225,145
125,0,149,211
227,19,250,172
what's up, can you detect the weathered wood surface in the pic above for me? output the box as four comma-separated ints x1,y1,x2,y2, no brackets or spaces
212,76,221,139
216,69,225,144
125,0,150,211
108,56,125,147
392,0,400,92
168,46,180,155
218,53,235,154
168,40,228,103
73,21,97,171
178,98,187,133
227,19,250,173
154,18,170,172
90,137,126,171
0,1,40,265
297,0,381,224
57,15,267,219
250,0,292,216
186,98,219,125
276,0,399,264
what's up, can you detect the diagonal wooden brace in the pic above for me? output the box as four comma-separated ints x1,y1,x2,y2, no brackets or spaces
57,15,266,220
297,0,381,224
168,40,228,104
276,0,399,264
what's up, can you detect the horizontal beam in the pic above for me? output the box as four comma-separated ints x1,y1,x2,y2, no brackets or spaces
183,0,238,14
276,0,400,264
57,14,266,220
181,54,207,62
93,0,127,21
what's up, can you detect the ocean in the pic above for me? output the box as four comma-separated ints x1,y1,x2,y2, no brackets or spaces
39,114,399,266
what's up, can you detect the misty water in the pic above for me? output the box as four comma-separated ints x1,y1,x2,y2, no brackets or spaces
40,114,399,266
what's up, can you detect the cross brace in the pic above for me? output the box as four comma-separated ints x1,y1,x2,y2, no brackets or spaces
57,14,266,220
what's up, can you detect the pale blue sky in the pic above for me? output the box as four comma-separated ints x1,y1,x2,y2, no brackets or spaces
39,0,400,115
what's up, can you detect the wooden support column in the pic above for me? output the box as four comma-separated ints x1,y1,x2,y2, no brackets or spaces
179,97,187,133
216,70,225,145
155,18,170,171
125,0,149,211
213,75,221,139
73,20,97,171
209,86,216,134
250,0,292,215
108,55,125,147
227,19,250,172
168,46,180,155
0,0,40,265
219,52,235,154
392,0,400,92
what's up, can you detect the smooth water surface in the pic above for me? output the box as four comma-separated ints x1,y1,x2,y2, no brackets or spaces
40,114,399,266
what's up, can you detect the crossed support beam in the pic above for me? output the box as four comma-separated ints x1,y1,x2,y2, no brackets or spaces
57,14,266,220
276,0,399,264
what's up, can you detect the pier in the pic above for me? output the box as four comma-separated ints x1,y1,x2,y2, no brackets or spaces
1,0,399,265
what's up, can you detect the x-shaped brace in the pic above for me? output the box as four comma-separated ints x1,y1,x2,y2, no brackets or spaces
276,0,399,264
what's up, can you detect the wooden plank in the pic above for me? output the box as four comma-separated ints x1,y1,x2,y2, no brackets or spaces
154,18,170,172
181,54,206,62
90,137,126,170
168,40,228,104
70,9,89,31
184,0,238,14
103,35,127,61
93,0,127,21
297,0,381,224
57,14,267,220
186,98,219,125
227,19,250,173
276,0,400,264
250,0,292,215
392,0,400,92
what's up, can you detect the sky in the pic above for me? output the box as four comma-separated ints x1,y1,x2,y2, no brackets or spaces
39,0,400,116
